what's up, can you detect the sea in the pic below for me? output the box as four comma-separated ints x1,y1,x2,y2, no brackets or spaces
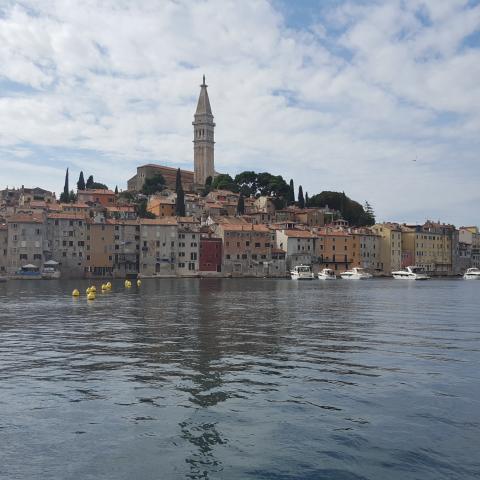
1,278,479,479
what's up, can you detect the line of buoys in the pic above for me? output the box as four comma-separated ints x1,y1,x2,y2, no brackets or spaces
72,279,139,299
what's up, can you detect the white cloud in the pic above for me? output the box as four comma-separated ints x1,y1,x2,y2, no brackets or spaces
0,0,478,225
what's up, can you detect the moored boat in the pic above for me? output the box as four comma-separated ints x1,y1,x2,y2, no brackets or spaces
12,264,42,280
340,267,372,280
318,268,336,280
463,268,480,280
41,260,61,279
291,264,314,280
392,266,429,280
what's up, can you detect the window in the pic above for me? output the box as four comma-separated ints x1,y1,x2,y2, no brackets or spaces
255,243,260,248
19,254,28,260
191,252,197,260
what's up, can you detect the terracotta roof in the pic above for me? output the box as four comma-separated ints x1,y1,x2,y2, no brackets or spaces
7,214,44,224
48,212,87,220
140,217,178,226
221,224,271,233
61,202,90,209
106,206,136,212
79,189,116,195
139,164,194,174
282,229,317,238
107,219,139,226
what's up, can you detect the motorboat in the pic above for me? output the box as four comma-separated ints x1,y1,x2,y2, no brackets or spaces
340,267,372,280
318,268,336,280
41,260,61,279
392,266,429,280
13,264,42,279
291,264,314,280
463,267,480,280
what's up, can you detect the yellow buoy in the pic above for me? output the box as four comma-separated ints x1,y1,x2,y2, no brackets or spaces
125,280,131,288
72,289,80,297
90,285,97,293
87,291,96,300
106,282,112,289
101,284,107,291
137,279,142,287
86,287,91,294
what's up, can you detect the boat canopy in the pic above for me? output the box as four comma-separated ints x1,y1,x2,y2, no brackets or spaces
43,260,59,266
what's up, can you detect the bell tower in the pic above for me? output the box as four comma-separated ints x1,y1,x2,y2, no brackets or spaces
193,75,215,186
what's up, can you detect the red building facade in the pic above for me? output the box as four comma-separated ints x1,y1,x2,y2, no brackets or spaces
199,236,222,272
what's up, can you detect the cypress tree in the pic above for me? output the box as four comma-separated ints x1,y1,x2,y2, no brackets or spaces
237,194,245,215
175,168,185,216
115,185,118,194
298,185,305,209
86,175,94,189
60,168,69,203
77,171,85,191
305,192,309,207
289,179,295,204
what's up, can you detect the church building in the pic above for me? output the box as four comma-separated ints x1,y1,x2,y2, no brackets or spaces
127,76,216,193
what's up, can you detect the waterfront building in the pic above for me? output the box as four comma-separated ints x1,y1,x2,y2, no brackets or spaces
275,229,317,270
177,225,200,275
84,221,115,277
46,212,87,277
6,213,46,273
372,223,402,274
315,229,355,272
401,221,455,275
460,226,480,269
0,223,7,274
139,218,179,276
77,189,116,207
352,228,382,272
199,234,222,272
193,76,215,186
215,222,282,276
111,220,140,277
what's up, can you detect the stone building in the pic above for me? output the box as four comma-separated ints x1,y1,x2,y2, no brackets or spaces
6,213,46,273
352,228,382,272
111,220,140,277
0,223,7,274
177,226,200,275
315,229,355,273
193,76,215,186
85,221,115,277
46,212,87,277
275,229,317,270
127,164,194,192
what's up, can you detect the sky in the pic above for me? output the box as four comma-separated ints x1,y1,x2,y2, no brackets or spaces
0,0,479,226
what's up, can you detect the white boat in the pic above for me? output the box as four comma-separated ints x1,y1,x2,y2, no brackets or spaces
463,268,480,280
340,267,372,280
12,264,42,280
41,260,61,279
291,264,314,280
318,268,336,280
392,266,429,280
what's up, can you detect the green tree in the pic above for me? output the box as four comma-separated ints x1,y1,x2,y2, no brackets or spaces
211,174,238,192
298,185,305,209
361,201,376,226
86,175,94,189
141,174,165,196
60,168,69,203
136,198,155,219
288,179,295,204
91,182,109,190
202,176,213,196
237,194,245,215
115,185,118,194
77,171,85,191
305,192,309,207
69,190,77,203
234,171,257,197
175,168,186,216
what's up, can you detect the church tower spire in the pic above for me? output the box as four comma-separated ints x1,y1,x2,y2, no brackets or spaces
193,75,215,186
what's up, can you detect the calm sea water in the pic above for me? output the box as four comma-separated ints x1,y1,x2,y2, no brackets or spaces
0,278,479,480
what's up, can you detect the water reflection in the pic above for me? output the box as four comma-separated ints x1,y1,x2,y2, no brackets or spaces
0,278,479,479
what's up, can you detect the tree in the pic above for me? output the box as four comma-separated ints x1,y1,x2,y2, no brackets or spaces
288,179,295,204
234,171,258,197
202,176,213,196
60,168,69,203
91,182,109,190
305,192,309,207
175,168,186,216
115,185,118,195
211,174,238,192
86,175,94,189
77,171,85,191
69,190,77,203
361,201,376,226
298,185,305,209
136,198,155,219
141,174,165,196
237,194,245,215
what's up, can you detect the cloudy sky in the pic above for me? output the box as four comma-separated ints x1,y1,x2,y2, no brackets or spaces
0,0,479,225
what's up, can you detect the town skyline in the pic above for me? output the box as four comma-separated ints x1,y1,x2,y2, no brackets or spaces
1,1,479,226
